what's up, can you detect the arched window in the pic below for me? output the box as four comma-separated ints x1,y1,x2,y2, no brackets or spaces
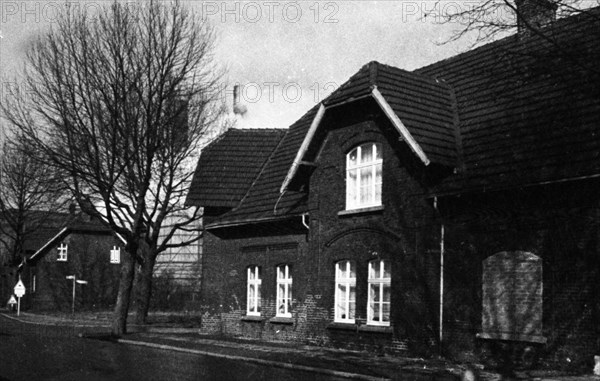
367,259,391,326
334,260,356,323
346,143,382,210
247,266,262,316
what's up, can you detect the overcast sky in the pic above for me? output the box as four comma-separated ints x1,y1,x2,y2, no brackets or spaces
0,1,484,131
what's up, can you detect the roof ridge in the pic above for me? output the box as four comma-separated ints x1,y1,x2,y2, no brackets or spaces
416,5,600,76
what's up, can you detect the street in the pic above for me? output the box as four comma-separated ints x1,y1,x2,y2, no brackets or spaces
0,316,347,381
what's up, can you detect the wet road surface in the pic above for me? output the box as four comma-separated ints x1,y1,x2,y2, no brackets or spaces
0,316,347,381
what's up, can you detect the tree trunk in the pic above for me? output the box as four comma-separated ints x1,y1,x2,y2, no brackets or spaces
134,250,156,325
111,252,135,337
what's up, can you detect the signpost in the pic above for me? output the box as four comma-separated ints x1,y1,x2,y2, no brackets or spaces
14,277,26,316
7,295,17,311
66,275,87,314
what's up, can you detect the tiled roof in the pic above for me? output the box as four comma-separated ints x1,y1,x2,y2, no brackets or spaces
26,213,112,263
207,111,318,227
416,9,600,194
324,62,457,166
186,128,286,208
208,62,458,227
202,7,600,226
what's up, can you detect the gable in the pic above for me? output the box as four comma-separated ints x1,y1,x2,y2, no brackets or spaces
24,213,114,265
281,62,458,194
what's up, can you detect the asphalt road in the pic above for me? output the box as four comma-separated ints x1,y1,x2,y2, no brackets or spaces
0,316,346,381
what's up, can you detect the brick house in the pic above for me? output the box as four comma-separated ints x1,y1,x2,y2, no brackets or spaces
17,212,123,311
187,5,600,364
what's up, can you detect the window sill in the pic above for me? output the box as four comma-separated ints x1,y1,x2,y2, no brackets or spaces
327,322,393,334
476,332,547,344
358,325,392,334
327,322,356,331
241,315,265,323
270,317,294,325
338,205,384,217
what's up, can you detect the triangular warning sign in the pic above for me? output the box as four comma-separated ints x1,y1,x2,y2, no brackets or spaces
8,295,17,304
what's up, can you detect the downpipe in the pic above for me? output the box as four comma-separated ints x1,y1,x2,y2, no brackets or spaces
434,197,445,356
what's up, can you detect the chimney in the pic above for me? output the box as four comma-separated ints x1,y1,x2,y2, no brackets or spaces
232,84,247,116
515,0,557,35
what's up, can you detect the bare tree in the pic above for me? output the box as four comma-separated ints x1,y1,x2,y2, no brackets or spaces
1,0,224,335
438,0,600,45
0,138,67,267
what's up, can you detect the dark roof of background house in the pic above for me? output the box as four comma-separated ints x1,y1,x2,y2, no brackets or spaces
186,128,286,208
416,8,600,195
21,212,71,253
24,211,112,263
198,7,600,227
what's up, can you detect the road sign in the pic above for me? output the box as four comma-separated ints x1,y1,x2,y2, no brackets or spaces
14,279,26,298
8,295,16,305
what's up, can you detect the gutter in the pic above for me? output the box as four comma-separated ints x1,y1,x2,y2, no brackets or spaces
206,214,306,230
429,172,600,199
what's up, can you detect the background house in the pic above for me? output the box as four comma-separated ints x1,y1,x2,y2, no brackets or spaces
16,212,123,311
187,4,600,367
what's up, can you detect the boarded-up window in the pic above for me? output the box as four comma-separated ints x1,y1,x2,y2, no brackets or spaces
479,251,545,343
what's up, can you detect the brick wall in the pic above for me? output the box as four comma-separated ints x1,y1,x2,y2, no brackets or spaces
29,232,122,311
199,115,441,355
440,182,600,367
306,118,440,354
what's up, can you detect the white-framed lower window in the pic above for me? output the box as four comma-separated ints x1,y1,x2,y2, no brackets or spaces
247,266,262,316
110,246,121,264
367,259,391,326
276,264,292,317
57,243,68,261
335,260,356,323
346,142,382,210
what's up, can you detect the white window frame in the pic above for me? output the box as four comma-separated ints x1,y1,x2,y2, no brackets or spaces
334,260,356,323
247,266,262,316
57,243,68,262
276,264,292,318
367,259,391,326
346,142,382,210
110,246,121,264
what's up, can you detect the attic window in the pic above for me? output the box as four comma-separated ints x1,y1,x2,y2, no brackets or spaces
346,143,382,210
57,243,68,261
